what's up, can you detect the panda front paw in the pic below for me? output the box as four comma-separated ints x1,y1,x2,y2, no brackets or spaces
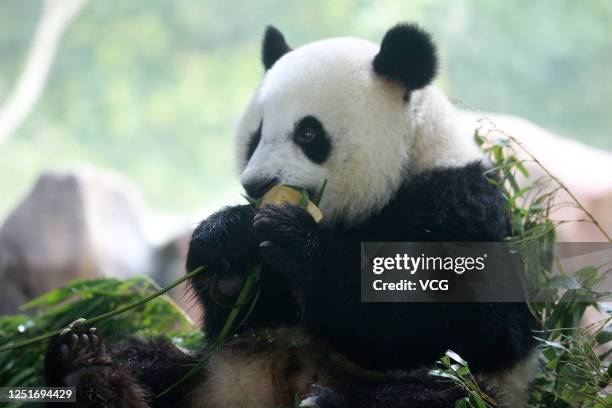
44,322,110,386
188,244,246,301
253,204,321,287
187,205,259,302
45,323,152,406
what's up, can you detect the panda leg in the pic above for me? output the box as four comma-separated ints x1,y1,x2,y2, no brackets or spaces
45,324,198,407
44,325,150,407
299,373,500,408
298,383,463,408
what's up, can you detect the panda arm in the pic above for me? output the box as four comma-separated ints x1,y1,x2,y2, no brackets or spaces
45,327,197,407
362,161,512,242
110,336,200,402
186,204,300,337
253,206,442,370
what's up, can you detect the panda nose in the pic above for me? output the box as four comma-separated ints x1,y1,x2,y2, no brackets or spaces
243,177,278,199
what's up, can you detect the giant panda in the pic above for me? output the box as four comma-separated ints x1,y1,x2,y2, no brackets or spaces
44,24,539,407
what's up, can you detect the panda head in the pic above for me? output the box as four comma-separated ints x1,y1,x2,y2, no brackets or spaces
236,24,475,225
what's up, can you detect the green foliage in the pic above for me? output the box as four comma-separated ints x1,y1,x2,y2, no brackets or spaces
0,277,202,397
531,333,611,407
1,1,612,220
430,123,611,407
430,350,496,408
425,0,612,151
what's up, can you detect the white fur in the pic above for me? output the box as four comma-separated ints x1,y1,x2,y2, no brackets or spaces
487,351,540,408
181,328,328,408
235,37,483,224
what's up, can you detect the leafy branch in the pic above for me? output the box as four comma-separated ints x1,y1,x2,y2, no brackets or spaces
0,267,203,353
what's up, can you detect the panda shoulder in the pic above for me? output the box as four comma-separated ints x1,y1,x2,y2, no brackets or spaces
364,160,511,241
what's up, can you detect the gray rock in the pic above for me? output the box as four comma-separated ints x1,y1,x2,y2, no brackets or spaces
0,168,154,313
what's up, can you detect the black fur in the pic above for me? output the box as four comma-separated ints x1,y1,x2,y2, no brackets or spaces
187,163,526,408
45,161,536,407
185,161,537,394
186,204,300,337
248,161,537,372
44,326,197,407
262,26,291,70
294,116,332,164
373,23,438,91
304,369,504,408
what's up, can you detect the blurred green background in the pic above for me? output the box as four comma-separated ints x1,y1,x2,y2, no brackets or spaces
1,0,611,220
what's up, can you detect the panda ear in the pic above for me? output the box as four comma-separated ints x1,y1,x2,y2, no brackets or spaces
373,24,438,91
262,26,291,70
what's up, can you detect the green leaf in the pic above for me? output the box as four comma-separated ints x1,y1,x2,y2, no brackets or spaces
468,395,487,408
545,275,581,290
534,336,567,350
575,266,601,288
429,369,459,381
515,160,530,177
596,325,612,345
312,179,328,206
445,350,468,366
456,366,470,377
298,188,309,208
455,397,469,408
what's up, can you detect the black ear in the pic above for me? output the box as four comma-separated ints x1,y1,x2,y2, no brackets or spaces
262,26,291,70
373,23,438,90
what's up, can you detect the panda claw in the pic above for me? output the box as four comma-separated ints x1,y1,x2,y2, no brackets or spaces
55,325,105,363
60,344,70,359
45,324,113,389
80,333,90,349
70,334,79,349
46,324,109,387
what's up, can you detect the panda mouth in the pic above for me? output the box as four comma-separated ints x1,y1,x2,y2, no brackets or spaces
266,184,317,201
250,185,317,204
295,187,317,203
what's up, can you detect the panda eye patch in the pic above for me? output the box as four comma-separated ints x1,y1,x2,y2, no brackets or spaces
293,116,331,164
